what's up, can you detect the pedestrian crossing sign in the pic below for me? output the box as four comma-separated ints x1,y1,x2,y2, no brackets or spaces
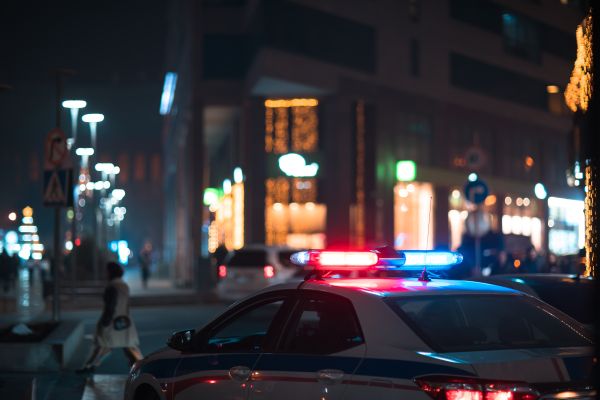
43,169,73,207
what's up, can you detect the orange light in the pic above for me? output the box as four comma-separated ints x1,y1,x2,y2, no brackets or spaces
546,85,560,94
218,265,227,278
264,98,318,108
514,260,521,268
484,195,497,206
263,265,275,279
524,156,534,168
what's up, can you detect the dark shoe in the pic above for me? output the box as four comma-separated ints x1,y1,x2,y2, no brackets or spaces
76,366,95,374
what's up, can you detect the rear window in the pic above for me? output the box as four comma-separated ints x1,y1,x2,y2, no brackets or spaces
228,250,267,267
529,281,594,325
387,295,592,353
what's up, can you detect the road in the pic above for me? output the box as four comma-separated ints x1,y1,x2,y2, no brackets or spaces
14,303,229,400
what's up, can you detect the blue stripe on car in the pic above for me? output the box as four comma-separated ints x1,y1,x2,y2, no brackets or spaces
142,354,474,380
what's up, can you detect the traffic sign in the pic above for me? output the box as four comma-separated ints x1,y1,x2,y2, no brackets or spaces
43,169,73,206
43,128,73,207
44,128,71,169
464,179,489,205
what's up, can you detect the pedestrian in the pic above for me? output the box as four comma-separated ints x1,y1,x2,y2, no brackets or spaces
138,242,152,289
490,250,512,275
520,245,541,273
77,262,142,373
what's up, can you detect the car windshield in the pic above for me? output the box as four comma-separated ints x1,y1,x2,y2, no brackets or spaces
387,294,592,353
227,250,267,267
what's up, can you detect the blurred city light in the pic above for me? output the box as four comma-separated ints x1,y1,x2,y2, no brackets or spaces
203,187,220,206
159,72,178,115
546,85,559,94
95,162,114,172
233,167,243,183
534,183,548,200
62,100,87,109
396,160,416,182
223,179,232,195
8,212,16,221
75,147,94,156
279,153,319,178
468,173,478,182
112,189,126,201
82,113,104,123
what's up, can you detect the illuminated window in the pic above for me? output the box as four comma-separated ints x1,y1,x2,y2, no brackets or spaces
394,182,434,249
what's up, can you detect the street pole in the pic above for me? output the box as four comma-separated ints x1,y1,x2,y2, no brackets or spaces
52,71,63,322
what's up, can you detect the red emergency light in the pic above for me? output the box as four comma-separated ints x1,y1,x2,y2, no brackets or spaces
290,250,379,270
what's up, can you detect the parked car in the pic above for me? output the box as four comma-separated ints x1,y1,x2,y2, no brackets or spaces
216,245,301,301
473,273,594,326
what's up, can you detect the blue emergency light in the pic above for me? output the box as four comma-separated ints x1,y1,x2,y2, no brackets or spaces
290,248,463,271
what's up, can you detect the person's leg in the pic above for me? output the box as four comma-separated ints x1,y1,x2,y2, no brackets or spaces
123,346,143,366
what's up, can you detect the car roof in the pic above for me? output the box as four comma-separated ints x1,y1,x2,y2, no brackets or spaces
256,277,520,299
479,274,594,285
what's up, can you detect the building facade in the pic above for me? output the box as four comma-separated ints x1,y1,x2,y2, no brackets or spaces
162,0,585,286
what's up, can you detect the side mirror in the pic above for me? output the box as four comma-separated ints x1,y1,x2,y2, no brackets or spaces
167,329,196,352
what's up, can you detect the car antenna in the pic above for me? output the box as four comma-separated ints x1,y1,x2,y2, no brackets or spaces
418,196,434,282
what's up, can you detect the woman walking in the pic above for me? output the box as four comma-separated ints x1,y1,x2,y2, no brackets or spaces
77,262,142,373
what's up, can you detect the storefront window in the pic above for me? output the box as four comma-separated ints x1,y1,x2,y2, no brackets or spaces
394,182,434,249
547,196,584,255
264,98,325,248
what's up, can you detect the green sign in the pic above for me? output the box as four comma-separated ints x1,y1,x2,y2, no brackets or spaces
396,160,416,182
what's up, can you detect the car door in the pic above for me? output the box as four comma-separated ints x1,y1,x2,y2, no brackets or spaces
173,293,293,400
249,291,366,400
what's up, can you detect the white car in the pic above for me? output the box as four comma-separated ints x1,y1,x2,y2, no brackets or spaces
216,245,300,301
126,250,594,400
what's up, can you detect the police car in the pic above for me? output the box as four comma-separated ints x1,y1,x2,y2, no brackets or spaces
125,249,594,400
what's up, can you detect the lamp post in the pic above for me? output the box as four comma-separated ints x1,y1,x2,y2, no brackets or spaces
81,113,104,150
62,100,86,148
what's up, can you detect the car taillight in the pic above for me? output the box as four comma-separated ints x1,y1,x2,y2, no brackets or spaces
263,265,275,279
218,265,227,278
416,376,538,400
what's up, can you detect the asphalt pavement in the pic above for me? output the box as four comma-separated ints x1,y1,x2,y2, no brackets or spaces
4,303,229,400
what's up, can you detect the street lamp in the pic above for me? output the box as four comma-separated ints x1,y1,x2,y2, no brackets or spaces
62,100,86,147
75,147,94,169
82,113,104,149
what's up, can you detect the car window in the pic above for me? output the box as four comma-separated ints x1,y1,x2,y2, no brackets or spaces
529,281,594,325
205,299,285,353
280,295,364,354
228,250,267,267
388,295,592,353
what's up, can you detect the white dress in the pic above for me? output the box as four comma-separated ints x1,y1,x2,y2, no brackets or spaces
95,278,140,348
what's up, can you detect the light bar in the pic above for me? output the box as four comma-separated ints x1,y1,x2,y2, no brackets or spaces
291,250,379,270
400,251,463,269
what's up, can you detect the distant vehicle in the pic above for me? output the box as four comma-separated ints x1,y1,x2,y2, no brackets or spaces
216,245,301,301
126,249,594,400
473,273,594,326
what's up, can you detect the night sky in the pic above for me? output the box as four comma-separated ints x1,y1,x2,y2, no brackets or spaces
0,0,167,240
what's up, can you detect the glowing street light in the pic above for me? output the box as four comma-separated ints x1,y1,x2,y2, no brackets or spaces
534,183,547,200
8,212,16,221
82,113,104,149
111,189,126,201
62,100,86,147
75,147,94,169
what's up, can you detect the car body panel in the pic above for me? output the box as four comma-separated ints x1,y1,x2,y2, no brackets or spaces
125,277,594,400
